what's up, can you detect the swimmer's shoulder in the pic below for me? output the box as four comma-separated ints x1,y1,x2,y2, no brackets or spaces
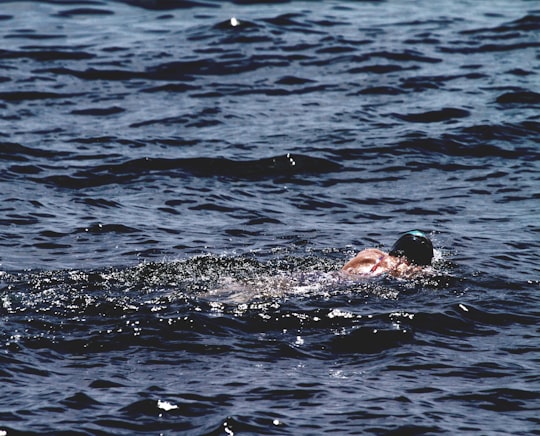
341,248,388,275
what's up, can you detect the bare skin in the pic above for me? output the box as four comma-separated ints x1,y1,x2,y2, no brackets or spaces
341,248,425,278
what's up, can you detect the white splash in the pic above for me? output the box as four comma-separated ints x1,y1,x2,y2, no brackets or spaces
157,400,178,411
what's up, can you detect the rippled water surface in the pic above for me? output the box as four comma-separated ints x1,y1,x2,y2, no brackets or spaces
0,0,539,434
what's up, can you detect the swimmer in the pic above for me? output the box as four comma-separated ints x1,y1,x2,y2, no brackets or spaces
341,230,433,278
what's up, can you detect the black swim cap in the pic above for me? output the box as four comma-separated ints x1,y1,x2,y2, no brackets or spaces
389,230,433,266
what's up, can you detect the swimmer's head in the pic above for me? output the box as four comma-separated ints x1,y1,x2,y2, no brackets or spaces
389,230,433,266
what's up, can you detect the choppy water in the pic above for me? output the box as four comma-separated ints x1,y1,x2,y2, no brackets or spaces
0,0,539,434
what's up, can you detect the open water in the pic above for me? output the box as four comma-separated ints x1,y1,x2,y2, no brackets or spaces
0,0,539,434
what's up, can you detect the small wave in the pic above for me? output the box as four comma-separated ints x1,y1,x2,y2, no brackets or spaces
60,392,102,409
71,106,125,116
458,121,540,147
262,12,323,35
76,223,140,235
118,0,219,10
370,49,441,64
460,14,540,35
0,48,95,61
392,108,470,123
394,133,539,159
439,41,540,54
496,90,540,105
332,326,413,354
349,64,417,74
36,66,146,82
399,72,488,90
31,154,341,188
0,91,85,102
55,8,115,18
0,142,69,161
357,86,404,95
439,388,540,412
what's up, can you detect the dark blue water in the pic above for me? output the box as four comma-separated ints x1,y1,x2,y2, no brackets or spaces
1,0,539,434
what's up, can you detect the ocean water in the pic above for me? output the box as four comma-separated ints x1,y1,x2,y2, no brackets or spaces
0,0,539,434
